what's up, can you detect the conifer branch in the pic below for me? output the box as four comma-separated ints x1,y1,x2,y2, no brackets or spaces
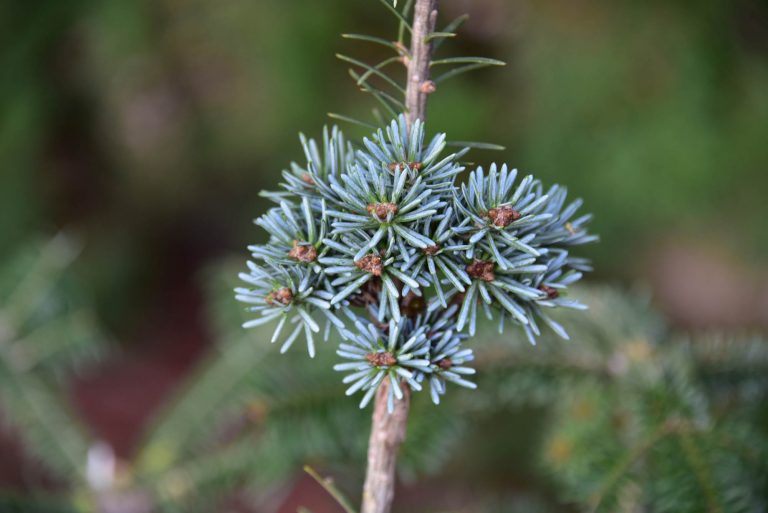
239,1,595,511
361,3,438,513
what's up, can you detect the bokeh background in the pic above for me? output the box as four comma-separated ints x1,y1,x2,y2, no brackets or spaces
1,0,767,511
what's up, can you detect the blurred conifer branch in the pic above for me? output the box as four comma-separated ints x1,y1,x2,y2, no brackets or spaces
1,254,766,513
0,235,102,484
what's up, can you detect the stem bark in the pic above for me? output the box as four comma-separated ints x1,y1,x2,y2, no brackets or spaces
405,0,438,126
360,381,411,513
360,2,438,513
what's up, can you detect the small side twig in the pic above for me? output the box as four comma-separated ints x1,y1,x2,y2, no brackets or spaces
304,465,357,513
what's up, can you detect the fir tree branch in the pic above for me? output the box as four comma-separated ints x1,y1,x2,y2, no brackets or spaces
588,418,697,513
361,3,438,513
677,432,724,513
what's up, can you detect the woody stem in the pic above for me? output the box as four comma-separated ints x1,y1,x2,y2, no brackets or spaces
360,2,438,513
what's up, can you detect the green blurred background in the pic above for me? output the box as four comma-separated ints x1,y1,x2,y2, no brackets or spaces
1,0,768,509
2,0,767,332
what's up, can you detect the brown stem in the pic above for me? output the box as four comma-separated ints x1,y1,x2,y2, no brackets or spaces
405,0,438,127
360,4,438,513
361,380,411,513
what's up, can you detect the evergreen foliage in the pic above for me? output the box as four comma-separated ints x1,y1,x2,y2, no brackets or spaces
541,332,768,512
1,240,766,513
236,114,596,411
1,1,766,512
0,235,102,481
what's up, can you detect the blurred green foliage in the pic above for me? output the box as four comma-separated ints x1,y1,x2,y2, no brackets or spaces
2,0,766,334
0,235,103,493
2,1,768,511
2,246,766,512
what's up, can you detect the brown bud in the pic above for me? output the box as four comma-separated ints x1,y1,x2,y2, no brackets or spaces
288,240,317,263
266,287,293,306
366,202,398,220
355,254,383,276
419,80,436,94
487,205,522,227
366,351,398,367
466,259,495,282
423,245,441,256
437,358,453,370
387,162,423,173
301,173,315,185
565,222,576,235
539,285,559,300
